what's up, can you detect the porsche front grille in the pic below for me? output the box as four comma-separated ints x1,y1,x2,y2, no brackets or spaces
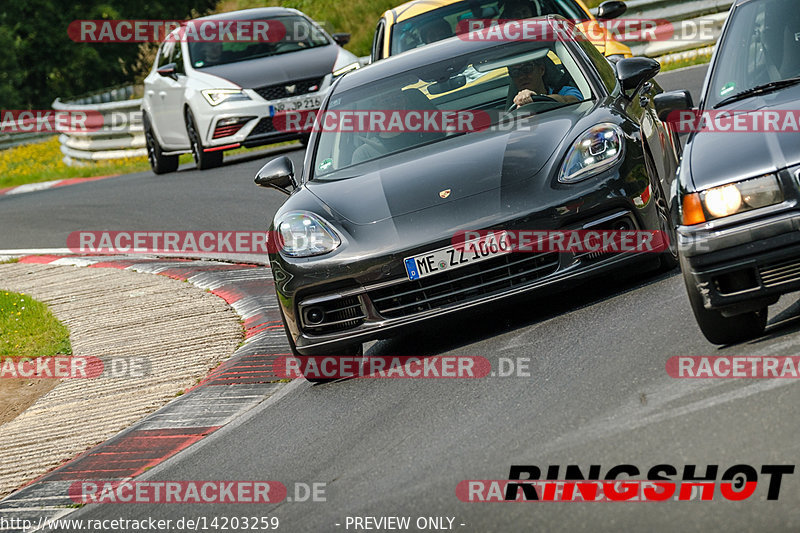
368,252,559,319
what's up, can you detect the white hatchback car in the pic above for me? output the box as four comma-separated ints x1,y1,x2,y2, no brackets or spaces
142,7,358,173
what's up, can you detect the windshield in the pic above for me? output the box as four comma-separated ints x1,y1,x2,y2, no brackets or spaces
313,40,593,179
390,0,587,55
706,0,800,108
188,15,329,68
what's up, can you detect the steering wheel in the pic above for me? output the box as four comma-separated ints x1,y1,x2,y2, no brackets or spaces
505,94,555,114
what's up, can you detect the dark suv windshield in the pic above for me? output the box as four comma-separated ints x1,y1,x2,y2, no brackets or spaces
188,15,329,68
391,0,586,55
706,0,800,108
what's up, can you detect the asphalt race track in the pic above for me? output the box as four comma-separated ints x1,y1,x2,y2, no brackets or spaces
8,65,800,531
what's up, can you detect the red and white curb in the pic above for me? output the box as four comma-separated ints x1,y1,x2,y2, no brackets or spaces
0,175,118,197
0,254,298,532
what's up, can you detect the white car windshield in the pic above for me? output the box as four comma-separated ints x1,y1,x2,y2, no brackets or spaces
188,15,330,68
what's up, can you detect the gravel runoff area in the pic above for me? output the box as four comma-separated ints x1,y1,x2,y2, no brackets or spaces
0,262,242,498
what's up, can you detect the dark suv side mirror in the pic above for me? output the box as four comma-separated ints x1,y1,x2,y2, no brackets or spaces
255,156,296,195
332,33,351,46
616,57,661,93
654,90,694,122
157,63,178,81
596,1,627,19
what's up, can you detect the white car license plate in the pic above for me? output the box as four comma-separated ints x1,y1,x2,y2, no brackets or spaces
270,96,322,115
404,232,513,281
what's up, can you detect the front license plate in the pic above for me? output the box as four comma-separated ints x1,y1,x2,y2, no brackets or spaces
270,96,322,115
404,232,512,281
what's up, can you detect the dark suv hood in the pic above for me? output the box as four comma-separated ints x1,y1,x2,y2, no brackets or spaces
689,87,800,190
306,111,580,225
198,44,338,88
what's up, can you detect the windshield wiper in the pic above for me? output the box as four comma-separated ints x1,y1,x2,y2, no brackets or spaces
713,76,800,109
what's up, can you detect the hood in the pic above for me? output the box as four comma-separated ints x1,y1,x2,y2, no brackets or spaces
196,44,340,88
689,86,800,190
306,110,581,225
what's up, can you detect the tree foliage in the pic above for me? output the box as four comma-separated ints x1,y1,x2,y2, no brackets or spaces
0,0,216,108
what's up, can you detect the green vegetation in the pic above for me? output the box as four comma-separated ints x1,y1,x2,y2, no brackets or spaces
660,53,712,72
216,0,400,57
0,291,72,358
0,136,297,189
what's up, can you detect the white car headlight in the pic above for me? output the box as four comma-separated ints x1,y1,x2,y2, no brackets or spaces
277,212,341,257
559,124,624,183
201,89,251,106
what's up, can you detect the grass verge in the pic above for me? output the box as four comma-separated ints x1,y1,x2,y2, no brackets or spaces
0,136,298,189
0,290,71,358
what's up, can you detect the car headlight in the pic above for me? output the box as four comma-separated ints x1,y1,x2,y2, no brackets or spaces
682,174,784,225
201,89,251,106
276,212,341,257
559,124,624,183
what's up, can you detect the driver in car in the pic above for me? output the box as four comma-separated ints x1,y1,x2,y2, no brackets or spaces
510,58,582,106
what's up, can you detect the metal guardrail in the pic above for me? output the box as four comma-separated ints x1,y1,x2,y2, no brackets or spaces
0,131,56,151
621,0,734,58
51,88,145,166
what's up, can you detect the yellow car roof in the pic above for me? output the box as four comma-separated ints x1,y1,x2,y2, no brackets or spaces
384,0,596,25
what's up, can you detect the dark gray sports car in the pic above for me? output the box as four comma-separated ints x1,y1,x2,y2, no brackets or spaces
255,16,681,362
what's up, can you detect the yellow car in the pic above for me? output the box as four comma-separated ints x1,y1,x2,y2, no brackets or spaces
371,0,633,62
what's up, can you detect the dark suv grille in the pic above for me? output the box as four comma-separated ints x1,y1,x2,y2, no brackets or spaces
368,252,560,319
254,77,324,101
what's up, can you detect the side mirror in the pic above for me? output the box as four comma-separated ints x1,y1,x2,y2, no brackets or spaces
596,1,627,20
332,33,351,46
157,63,178,80
255,156,296,195
616,57,660,93
654,90,694,122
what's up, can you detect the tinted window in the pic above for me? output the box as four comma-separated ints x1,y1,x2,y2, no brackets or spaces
575,29,617,93
314,40,593,177
373,20,385,60
706,0,800,108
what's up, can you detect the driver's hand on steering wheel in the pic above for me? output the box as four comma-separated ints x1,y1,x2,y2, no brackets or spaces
514,89,538,107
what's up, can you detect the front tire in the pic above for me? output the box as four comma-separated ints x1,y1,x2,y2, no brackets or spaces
184,108,223,170
143,114,178,175
681,254,767,345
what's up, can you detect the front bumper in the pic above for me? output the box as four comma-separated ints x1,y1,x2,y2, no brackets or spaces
679,210,800,312
276,204,663,355
194,81,330,149
679,165,800,312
